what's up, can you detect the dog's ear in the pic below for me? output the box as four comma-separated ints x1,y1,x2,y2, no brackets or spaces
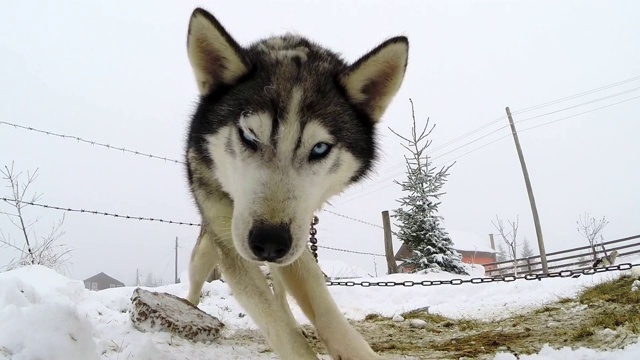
187,8,251,95
339,37,409,122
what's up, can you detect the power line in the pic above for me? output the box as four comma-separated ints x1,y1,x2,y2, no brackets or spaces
510,75,640,115
402,76,640,169
518,94,640,132
0,120,185,165
0,197,200,226
516,86,640,124
433,94,640,167
368,76,640,181
337,93,640,204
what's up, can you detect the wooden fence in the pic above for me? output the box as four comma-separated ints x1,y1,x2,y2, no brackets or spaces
483,234,640,276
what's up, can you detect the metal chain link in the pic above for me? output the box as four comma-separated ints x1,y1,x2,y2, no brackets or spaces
309,215,319,262
325,262,640,287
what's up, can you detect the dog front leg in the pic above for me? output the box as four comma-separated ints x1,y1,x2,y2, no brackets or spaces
270,267,308,339
274,251,383,360
186,228,219,305
216,249,319,360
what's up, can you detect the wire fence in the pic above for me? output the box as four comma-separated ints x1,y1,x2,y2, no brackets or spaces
4,196,639,289
0,121,185,165
0,197,200,227
0,196,382,257
3,76,640,287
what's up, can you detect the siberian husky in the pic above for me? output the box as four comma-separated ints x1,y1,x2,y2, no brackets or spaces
183,7,408,359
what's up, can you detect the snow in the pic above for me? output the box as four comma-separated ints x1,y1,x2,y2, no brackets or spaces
448,228,497,253
493,341,640,360
1,258,639,359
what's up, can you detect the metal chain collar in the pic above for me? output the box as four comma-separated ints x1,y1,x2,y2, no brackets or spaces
309,215,319,262
325,262,640,287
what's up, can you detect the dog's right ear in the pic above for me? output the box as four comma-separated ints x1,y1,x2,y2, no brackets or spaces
187,8,251,95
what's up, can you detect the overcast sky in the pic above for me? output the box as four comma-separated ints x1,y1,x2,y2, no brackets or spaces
1,0,639,284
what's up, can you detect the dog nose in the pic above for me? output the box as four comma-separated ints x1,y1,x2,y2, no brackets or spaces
248,223,292,262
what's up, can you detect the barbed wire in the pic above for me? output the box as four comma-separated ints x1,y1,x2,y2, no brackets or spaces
322,209,384,230
3,198,639,286
0,120,185,165
0,197,387,257
317,245,385,257
0,197,200,226
326,262,640,287
0,120,381,229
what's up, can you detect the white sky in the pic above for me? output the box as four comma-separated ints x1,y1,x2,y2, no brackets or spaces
1,0,639,284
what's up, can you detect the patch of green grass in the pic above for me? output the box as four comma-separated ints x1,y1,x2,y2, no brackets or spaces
579,276,639,305
566,276,640,338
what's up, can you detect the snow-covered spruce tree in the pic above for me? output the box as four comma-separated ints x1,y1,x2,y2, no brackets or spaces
390,99,467,275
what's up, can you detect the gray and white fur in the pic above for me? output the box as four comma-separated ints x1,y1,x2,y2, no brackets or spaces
183,7,408,360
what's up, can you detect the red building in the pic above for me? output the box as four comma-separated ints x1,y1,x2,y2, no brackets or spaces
394,230,497,273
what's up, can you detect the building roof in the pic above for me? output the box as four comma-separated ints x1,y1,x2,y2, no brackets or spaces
83,272,125,286
394,229,496,260
447,229,496,253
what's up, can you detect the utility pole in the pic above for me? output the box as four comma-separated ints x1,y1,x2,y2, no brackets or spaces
381,211,398,274
505,107,548,273
175,237,179,284
136,268,140,286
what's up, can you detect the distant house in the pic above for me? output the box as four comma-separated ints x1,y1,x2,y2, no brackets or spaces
84,272,125,291
394,230,497,273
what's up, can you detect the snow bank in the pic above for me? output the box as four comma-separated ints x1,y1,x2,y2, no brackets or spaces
0,257,638,359
494,340,640,360
0,266,99,360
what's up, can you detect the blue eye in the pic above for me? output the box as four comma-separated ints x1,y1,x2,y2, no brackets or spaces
309,142,332,161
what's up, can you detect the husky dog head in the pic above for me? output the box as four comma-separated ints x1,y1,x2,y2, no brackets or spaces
186,8,408,265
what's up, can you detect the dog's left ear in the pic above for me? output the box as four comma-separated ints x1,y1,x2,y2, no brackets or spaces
339,37,409,122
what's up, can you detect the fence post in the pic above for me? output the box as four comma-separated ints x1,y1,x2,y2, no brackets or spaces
526,257,532,274
382,211,398,274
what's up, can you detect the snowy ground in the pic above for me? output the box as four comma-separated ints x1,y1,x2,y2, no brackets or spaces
1,259,639,359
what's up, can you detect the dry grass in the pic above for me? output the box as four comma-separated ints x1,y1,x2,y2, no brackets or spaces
431,330,531,358
234,276,640,359
578,275,640,306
